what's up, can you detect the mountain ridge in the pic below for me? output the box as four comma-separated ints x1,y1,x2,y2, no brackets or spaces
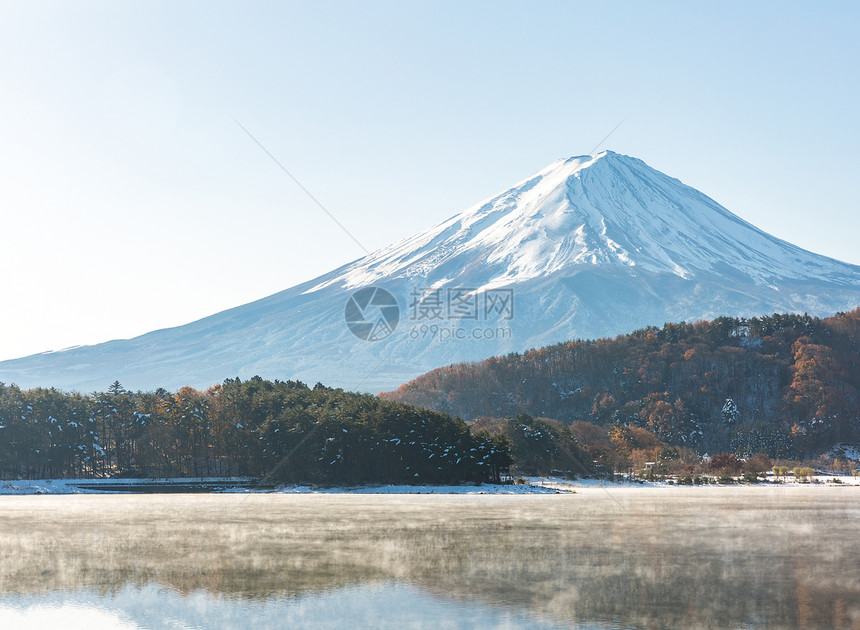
381,309,860,457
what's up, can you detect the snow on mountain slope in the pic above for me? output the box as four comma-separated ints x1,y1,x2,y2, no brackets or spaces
313,151,855,291
1,151,858,393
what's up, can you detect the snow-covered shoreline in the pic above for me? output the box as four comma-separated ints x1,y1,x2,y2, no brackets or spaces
0,477,567,496
1,474,857,495
531,474,860,491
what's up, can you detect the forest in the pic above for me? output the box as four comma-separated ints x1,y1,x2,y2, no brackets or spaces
383,309,860,459
0,377,511,484
2,309,858,483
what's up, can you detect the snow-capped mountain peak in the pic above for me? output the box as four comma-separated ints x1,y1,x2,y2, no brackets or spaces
312,150,850,295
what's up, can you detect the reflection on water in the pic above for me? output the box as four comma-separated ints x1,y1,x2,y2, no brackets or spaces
0,582,570,630
0,489,858,629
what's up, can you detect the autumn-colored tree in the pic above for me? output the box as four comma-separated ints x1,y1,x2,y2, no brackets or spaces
772,465,785,479
793,466,814,481
788,337,855,453
708,453,742,476
569,420,610,449
743,454,773,477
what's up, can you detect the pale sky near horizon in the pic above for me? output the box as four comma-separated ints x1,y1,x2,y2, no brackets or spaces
1,1,858,361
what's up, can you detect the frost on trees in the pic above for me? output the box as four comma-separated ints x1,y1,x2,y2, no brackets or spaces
721,399,738,426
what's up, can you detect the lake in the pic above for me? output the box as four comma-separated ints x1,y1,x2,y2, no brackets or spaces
0,488,858,629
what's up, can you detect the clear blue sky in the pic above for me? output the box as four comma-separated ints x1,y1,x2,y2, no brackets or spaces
1,1,858,361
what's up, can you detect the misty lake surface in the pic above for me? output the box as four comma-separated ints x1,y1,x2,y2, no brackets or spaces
0,488,858,629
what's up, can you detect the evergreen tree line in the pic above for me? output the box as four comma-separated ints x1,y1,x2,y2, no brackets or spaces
0,377,511,484
383,309,860,458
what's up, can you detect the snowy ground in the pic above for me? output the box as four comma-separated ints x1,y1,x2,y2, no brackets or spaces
528,474,860,491
824,442,860,461
0,477,568,496
2,474,858,495
273,482,565,494
0,478,257,496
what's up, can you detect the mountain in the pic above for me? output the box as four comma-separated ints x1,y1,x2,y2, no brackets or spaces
2,151,859,393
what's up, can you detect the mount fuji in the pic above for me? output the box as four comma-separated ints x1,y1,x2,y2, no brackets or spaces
3,151,859,393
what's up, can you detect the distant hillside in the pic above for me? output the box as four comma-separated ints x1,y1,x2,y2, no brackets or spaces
382,309,860,457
